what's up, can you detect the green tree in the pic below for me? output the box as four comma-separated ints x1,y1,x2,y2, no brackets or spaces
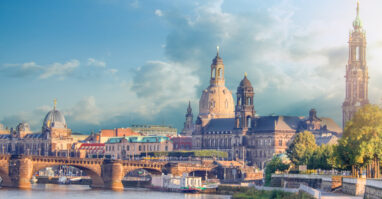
264,155,290,186
337,104,382,178
287,131,317,166
308,144,337,170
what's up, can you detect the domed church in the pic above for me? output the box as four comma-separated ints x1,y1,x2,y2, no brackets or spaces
0,100,74,156
181,48,342,169
198,47,235,126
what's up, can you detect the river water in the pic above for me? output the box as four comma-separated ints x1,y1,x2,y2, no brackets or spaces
0,184,232,199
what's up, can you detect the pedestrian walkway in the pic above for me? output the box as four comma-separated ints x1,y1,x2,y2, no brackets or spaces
320,191,362,199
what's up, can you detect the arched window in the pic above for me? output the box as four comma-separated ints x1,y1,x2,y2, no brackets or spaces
238,98,241,105
218,68,222,77
212,68,216,78
356,46,360,61
247,116,251,128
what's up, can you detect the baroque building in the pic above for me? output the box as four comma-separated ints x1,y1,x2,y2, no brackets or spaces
342,1,369,128
185,49,342,169
0,100,74,156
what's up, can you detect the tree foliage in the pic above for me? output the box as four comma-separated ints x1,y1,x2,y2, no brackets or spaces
145,150,228,158
337,104,382,176
287,131,317,166
264,155,290,185
308,144,337,170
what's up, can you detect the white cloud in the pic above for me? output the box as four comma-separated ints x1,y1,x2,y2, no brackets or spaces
39,60,80,79
132,60,200,116
155,9,163,17
1,60,80,80
87,58,106,67
66,96,102,125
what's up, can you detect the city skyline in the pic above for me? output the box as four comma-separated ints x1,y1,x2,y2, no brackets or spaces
1,0,382,133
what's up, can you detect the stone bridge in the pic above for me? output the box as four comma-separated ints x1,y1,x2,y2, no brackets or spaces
0,155,217,190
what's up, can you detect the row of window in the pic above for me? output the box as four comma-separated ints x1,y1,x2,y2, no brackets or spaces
105,144,168,152
206,131,232,135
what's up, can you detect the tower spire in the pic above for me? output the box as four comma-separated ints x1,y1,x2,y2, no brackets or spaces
216,46,220,57
353,0,363,30
357,0,360,17
187,101,192,115
53,98,57,110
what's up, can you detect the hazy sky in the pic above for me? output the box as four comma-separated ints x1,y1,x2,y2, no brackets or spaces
1,0,382,133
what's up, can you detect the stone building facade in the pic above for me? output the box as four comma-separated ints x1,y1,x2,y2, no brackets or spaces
130,125,177,136
184,49,342,169
0,101,74,156
342,1,369,129
104,136,173,159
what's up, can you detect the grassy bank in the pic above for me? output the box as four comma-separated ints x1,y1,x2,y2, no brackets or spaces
217,186,315,199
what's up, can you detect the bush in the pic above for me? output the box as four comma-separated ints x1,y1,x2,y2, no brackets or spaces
145,150,228,158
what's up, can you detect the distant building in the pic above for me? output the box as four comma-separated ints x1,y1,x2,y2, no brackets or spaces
104,136,173,159
71,133,89,143
84,128,141,143
130,125,177,137
181,102,194,136
171,136,192,151
0,124,9,135
185,48,342,169
342,1,369,129
78,143,105,158
0,100,74,156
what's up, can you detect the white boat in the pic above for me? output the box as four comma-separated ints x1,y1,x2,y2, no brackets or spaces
58,176,68,184
31,176,38,184
69,177,82,182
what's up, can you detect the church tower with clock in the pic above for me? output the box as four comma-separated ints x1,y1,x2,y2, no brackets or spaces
342,1,369,129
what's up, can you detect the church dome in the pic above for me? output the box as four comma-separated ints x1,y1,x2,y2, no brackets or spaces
239,74,253,88
198,48,235,121
42,109,67,130
199,86,235,119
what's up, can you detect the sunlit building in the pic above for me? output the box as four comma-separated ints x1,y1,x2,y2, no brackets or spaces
184,48,342,169
0,100,74,156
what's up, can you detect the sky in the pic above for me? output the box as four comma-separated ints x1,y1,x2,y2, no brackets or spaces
1,0,382,133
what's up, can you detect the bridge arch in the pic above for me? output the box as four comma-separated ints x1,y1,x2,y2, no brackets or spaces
124,167,163,177
32,163,104,188
0,168,12,187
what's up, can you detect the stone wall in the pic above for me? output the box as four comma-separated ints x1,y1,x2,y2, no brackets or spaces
320,177,332,192
342,177,366,196
365,179,382,199
271,174,327,189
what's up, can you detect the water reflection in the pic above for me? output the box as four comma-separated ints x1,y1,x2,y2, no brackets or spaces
0,184,231,199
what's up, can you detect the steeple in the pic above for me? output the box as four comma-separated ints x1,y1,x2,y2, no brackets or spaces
353,0,363,30
235,73,255,134
210,47,225,86
53,98,57,110
342,0,369,129
186,101,193,117
182,100,194,136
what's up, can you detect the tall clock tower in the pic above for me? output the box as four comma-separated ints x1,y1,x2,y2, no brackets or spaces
342,1,369,129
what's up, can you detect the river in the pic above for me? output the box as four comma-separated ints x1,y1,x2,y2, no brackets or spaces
0,184,232,199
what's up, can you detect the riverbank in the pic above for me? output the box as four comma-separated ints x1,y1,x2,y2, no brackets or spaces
216,185,315,199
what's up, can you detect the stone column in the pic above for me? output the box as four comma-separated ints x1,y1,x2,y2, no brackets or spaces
101,159,124,191
9,155,33,189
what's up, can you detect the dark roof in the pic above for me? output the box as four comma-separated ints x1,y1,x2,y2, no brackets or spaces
320,117,342,134
253,116,301,132
23,133,44,139
0,134,11,139
239,76,252,88
204,118,235,132
315,135,338,146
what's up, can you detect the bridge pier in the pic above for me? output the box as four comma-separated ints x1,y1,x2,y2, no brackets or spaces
101,159,124,191
8,155,33,189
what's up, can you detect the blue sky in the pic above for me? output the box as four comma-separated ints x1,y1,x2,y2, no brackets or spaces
1,0,382,133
